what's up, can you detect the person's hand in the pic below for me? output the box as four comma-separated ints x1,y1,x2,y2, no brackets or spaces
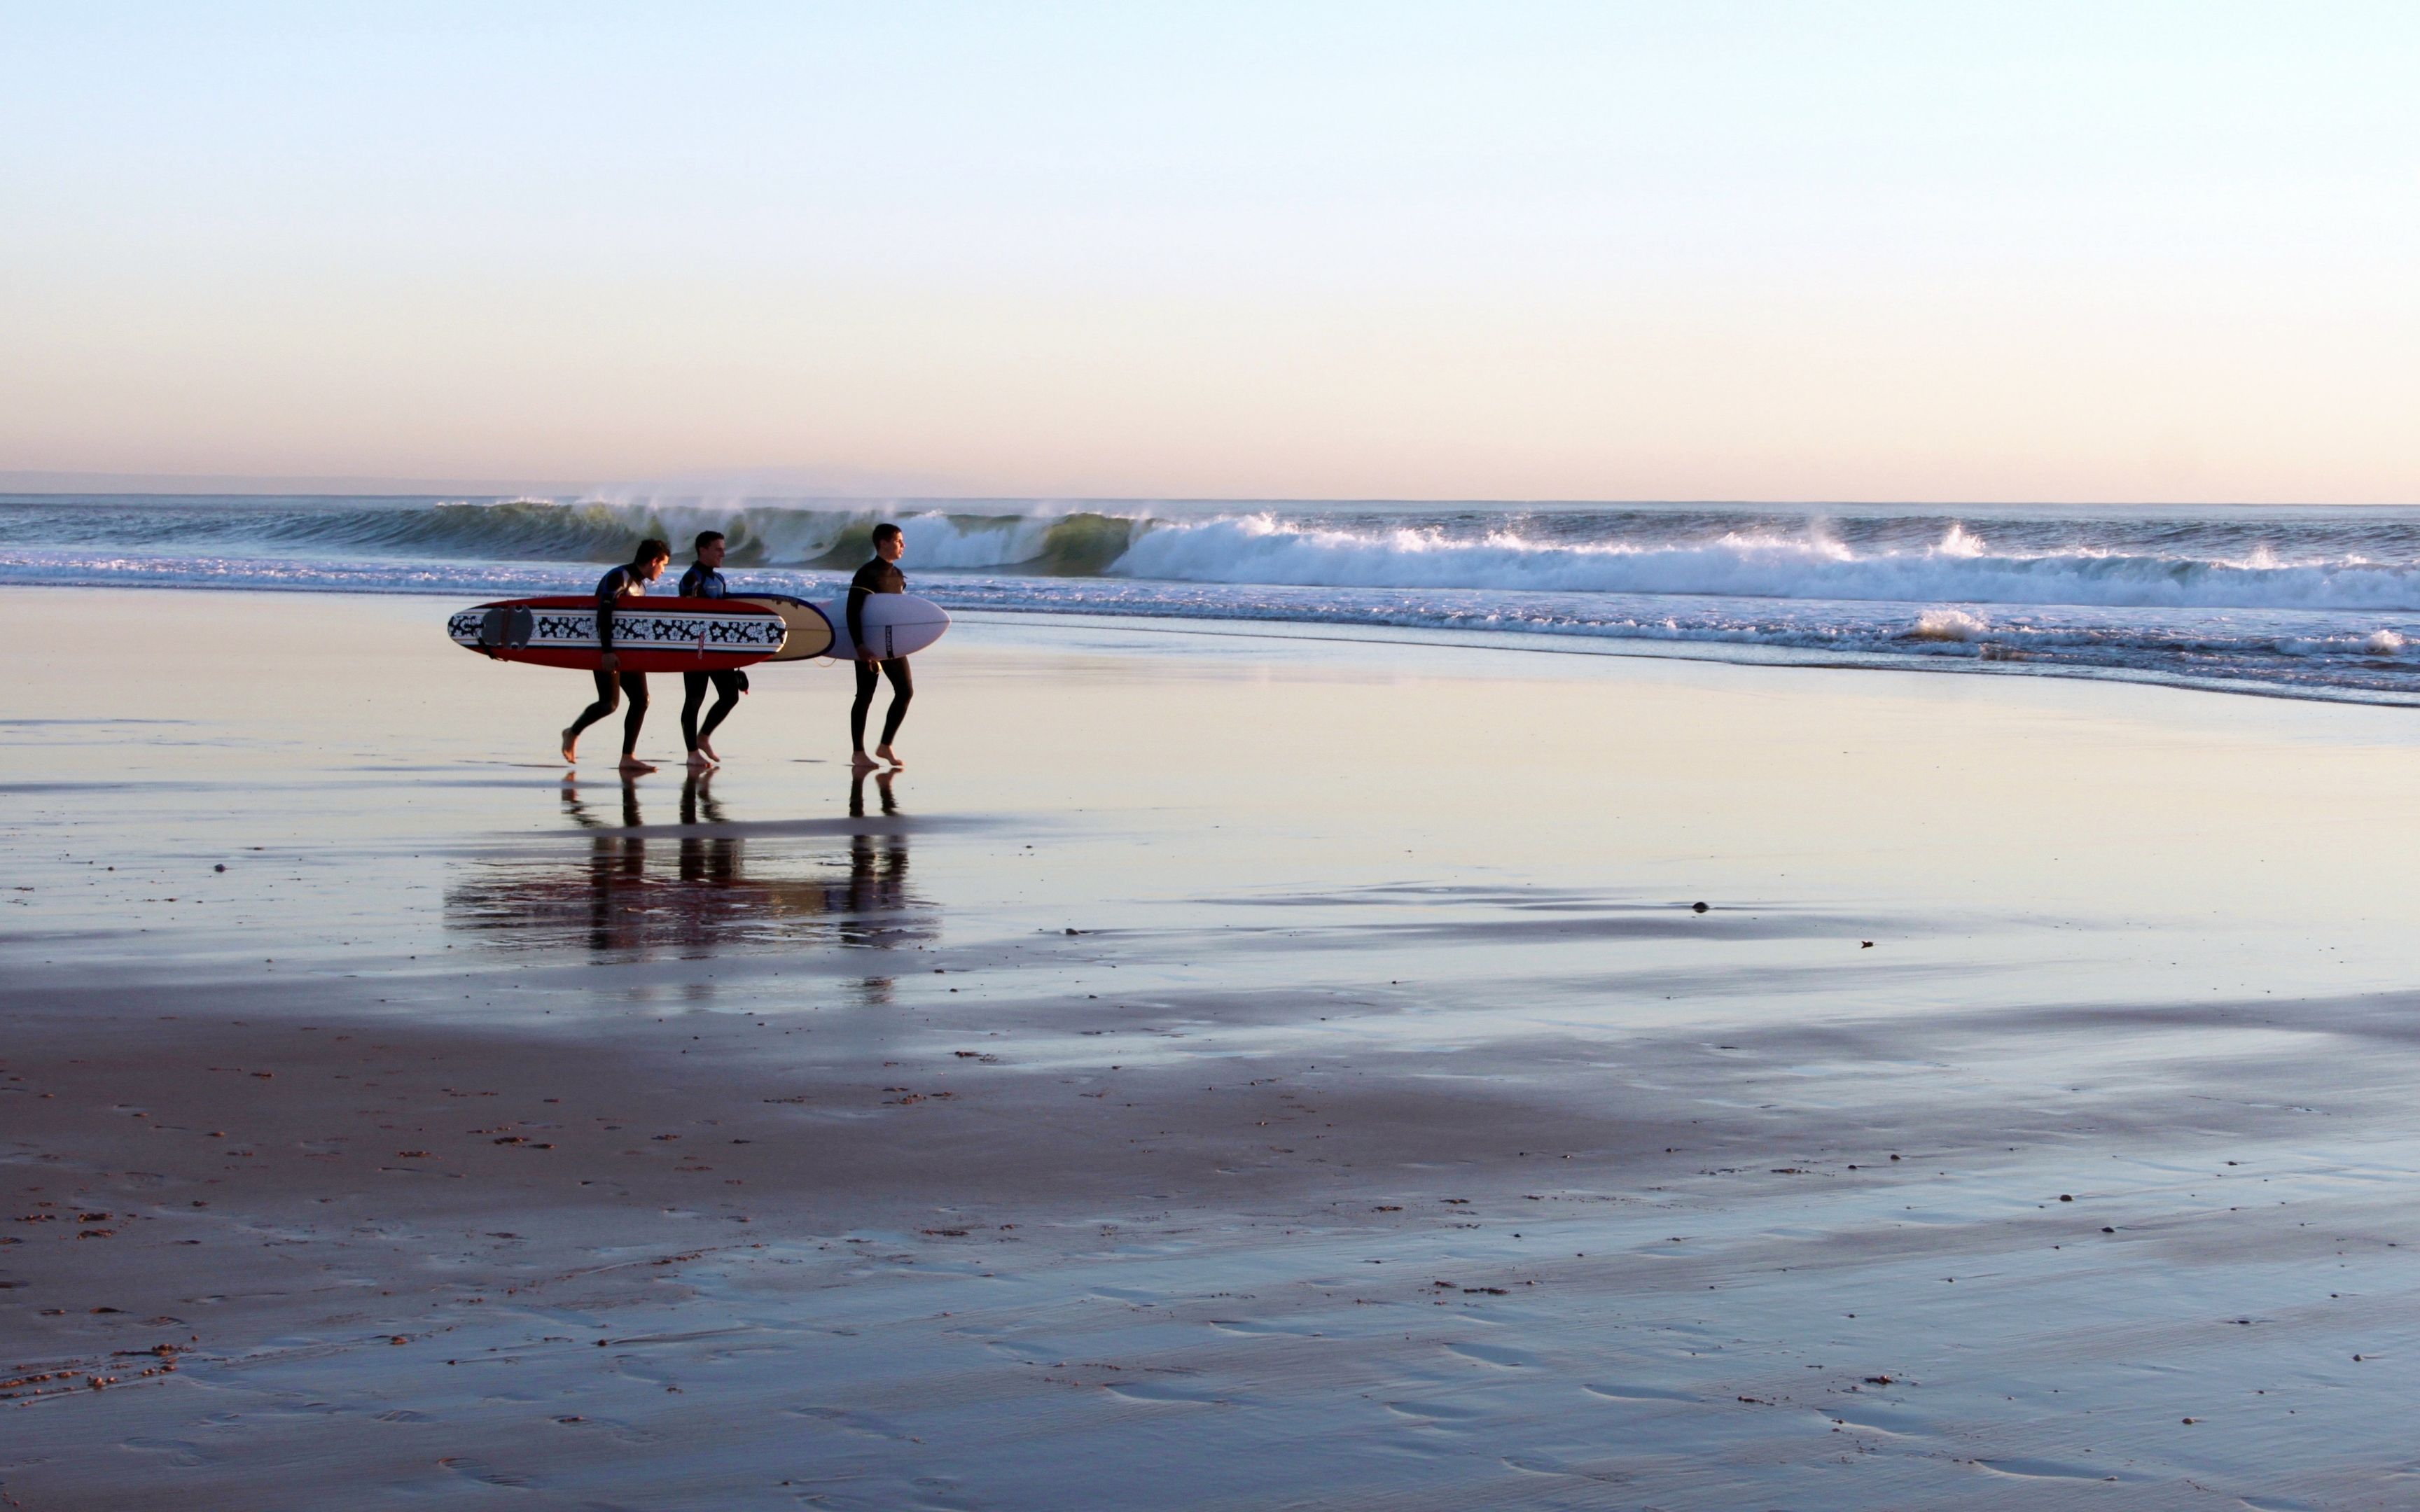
857,647,881,663
599,652,619,673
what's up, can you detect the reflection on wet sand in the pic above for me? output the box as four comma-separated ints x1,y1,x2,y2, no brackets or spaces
443,770,929,970
847,769,906,1002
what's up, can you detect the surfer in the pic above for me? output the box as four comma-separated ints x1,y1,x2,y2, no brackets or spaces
849,522,912,774
677,530,746,769
560,538,671,773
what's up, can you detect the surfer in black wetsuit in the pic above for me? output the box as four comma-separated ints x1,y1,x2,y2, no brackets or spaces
677,530,746,770
560,538,671,773
849,522,912,774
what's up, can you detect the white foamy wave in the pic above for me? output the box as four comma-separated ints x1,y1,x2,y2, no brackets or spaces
893,512,1062,568
1907,609,1992,641
18,494,2420,706
1108,514,2420,613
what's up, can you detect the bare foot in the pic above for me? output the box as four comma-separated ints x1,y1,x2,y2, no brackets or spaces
619,757,658,775
560,728,578,764
686,750,715,769
875,743,904,769
851,751,880,774
698,736,721,764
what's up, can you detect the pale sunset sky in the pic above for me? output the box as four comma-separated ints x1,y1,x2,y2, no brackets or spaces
4,3,2416,501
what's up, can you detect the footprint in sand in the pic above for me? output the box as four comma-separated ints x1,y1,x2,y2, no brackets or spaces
1582,1382,1698,1404
1442,1340,1528,1368
1102,1379,1230,1404
1974,1457,2150,1484
438,1456,536,1489
786,1405,914,1440
1385,1400,1491,1424
1821,1404,1934,1437
552,1415,660,1445
1502,1454,1629,1483
1206,1318,1321,1337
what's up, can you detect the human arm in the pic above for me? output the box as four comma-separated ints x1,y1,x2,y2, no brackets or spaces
847,560,880,659
596,568,624,669
847,585,874,659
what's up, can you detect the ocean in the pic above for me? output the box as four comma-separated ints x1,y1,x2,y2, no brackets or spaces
11,492,2420,704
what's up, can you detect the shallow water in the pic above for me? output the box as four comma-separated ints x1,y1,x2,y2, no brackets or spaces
6,589,2420,1508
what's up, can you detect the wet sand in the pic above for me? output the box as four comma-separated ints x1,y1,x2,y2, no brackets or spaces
7,589,2420,1509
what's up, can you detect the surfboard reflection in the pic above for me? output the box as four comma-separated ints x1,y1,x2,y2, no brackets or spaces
443,770,929,962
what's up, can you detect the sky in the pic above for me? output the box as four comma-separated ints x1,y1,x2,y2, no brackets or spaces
4,2,2416,502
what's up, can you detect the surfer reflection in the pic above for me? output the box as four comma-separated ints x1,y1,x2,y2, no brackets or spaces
849,765,898,818
445,772,931,962
677,770,736,887
560,774,643,830
844,766,909,1004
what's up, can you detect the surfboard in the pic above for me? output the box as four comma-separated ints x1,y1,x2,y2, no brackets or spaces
817,593,952,661
445,596,787,673
732,595,837,662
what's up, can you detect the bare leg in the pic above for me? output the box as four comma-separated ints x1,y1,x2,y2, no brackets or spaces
691,671,741,766
850,659,880,769
616,671,653,774
872,659,912,769
566,668,626,765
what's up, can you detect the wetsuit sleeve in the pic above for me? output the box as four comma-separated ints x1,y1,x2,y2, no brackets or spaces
678,566,701,598
597,568,625,651
847,561,877,648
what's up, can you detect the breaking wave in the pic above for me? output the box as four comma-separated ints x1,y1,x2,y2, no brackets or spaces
12,491,2420,702
13,494,2420,612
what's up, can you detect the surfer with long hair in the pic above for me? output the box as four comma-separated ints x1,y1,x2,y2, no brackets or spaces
562,538,672,773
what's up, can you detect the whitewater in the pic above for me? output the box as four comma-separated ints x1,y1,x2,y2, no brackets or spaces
10,493,2420,703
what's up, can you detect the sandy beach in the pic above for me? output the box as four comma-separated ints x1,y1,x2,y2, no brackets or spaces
8,587,2420,1509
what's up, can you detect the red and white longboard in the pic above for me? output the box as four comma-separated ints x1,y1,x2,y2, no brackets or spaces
446,596,788,673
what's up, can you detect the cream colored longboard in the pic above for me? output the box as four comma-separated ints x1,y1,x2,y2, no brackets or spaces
735,596,837,662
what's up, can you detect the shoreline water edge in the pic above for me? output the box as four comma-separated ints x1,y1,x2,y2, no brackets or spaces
13,493,2420,704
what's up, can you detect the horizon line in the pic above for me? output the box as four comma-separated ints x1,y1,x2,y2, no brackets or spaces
3,471,2414,510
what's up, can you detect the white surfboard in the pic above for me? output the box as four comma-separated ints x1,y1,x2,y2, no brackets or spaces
819,593,951,661
733,595,837,662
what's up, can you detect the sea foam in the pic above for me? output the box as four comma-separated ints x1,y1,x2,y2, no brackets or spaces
11,493,2420,704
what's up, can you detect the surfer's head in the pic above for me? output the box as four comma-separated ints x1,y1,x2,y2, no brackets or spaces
693,531,726,570
630,538,672,582
872,522,904,563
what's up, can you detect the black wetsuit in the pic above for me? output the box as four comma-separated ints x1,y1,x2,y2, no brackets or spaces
676,561,745,752
565,564,650,757
848,556,912,753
